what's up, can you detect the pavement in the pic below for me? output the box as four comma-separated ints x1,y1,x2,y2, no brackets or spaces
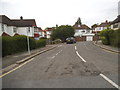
93,40,120,54
2,44,60,73
2,41,119,88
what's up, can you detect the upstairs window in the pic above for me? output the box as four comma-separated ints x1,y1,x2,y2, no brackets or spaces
113,24,118,28
34,28,38,32
2,24,4,32
13,27,17,33
28,27,30,33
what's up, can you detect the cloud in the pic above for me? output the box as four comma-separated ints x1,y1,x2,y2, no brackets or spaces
0,0,119,29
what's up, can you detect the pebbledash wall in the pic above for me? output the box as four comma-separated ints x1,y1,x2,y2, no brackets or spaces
0,23,16,36
0,22,35,37
17,27,34,37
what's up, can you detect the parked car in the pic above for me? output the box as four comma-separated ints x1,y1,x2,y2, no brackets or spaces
66,37,76,44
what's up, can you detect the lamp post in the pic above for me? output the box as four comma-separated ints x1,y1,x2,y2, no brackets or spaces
27,27,31,55
95,31,98,44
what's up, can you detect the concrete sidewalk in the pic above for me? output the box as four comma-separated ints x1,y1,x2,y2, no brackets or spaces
93,40,120,53
2,44,58,69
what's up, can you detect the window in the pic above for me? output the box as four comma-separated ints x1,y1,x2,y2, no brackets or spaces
13,27,17,33
34,28,38,32
113,24,118,28
28,27,30,32
75,30,79,33
2,24,4,32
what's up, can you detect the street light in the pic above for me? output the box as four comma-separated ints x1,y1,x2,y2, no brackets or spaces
95,31,98,44
27,27,31,55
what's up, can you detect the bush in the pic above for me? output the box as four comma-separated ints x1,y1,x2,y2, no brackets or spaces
100,29,120,47
36,39,46,48
52,39,62,44
2,36,16,56
2,35,46,57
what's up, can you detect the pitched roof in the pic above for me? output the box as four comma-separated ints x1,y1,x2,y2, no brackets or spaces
112,15,120,24
12,19,36,27
2,32,11,37
14,33,20,36
98,21,111,27
0,15,12,26
0,15,37,27
45,28,54,31
74,24,90,30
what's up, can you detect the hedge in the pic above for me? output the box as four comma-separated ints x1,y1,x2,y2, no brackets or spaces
100,29,120,47
2,35,46,57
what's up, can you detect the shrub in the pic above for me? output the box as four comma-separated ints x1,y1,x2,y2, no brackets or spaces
100,29,120,47
36,39,46,48
2,35,46,57
2,36,15,56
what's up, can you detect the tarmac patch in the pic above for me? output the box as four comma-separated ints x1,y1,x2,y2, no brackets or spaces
61,62,101,77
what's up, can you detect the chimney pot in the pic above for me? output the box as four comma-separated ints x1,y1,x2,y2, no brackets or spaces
20,16,23,20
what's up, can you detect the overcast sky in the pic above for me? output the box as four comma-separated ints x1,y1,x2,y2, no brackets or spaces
0,0,119,29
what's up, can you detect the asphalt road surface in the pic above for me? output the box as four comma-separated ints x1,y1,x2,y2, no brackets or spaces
2,42,119,88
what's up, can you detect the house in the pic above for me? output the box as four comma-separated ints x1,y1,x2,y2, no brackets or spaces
94,20,111,32
0,15,42,39
38,27,45,38
111,15,120,30
73,18,95,41
0,15,16,36
44,27,54,39
111,1,120,30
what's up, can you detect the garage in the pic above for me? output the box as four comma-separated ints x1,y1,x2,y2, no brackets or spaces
86,36,93,41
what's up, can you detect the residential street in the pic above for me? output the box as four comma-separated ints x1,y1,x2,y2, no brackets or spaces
2,42,119,88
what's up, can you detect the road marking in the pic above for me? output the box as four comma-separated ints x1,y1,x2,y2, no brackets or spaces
84,43,89,50
100,74,120,89
56,53,58,55
76,51,86,62
0,58,34,78
52,56,55,59
75,50,119,89
75,46,77,50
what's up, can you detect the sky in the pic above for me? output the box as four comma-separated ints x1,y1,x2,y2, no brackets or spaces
0,0,119,29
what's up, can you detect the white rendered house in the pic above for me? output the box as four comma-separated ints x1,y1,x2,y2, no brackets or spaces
0,15,41,39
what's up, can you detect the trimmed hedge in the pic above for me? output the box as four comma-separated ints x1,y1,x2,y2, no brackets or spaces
2,35,46,57
100,29,120,47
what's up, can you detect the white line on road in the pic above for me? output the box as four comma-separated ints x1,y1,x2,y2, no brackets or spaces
84,43,89,50
76,50,119,89
52,56,55,59
0,58,34,78
76,51,86,62
100,74,120,89
75,46,77,50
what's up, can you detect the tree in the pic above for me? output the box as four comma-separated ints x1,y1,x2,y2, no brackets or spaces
91,24,98,29
74,17,82,25
51,25,75,42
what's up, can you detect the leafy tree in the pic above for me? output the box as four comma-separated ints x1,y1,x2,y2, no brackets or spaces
51,25,75,42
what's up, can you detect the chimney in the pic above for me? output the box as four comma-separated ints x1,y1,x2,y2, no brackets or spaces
105,20,108,23
20,16,23,20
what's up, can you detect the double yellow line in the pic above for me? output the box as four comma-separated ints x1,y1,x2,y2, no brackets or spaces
0,58,34,78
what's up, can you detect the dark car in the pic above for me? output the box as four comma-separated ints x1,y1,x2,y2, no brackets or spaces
66,37,76,44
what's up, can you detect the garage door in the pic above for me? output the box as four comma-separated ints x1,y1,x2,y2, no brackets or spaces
86,36,93,41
